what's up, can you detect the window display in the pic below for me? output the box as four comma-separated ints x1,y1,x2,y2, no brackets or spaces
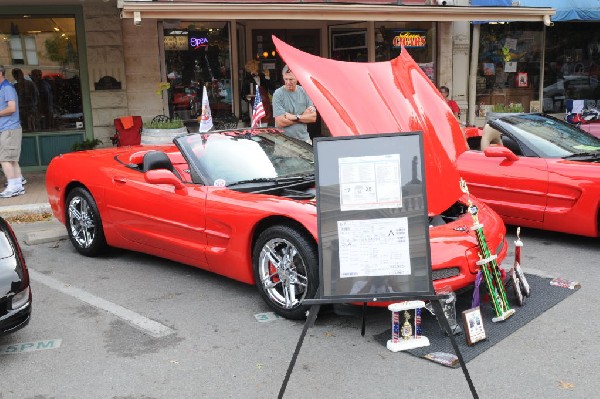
0,16,82,132
163,22,232,121
476,23,543,114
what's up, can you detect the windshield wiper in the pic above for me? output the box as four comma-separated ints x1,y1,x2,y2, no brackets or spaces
562,152,600,160
227,174,315,187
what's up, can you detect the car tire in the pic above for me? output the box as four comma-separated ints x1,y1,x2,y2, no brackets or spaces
253,225,318,320
65,187,108,257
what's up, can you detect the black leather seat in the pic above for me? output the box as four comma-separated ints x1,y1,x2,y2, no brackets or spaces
142,151,175,173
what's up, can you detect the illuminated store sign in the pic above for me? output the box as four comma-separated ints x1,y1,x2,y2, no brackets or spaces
392,31,427,48
189,33,209,50
164,35,188,51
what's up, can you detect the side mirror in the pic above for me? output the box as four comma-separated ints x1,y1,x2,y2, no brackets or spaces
144,169,187,191
483,145,518,161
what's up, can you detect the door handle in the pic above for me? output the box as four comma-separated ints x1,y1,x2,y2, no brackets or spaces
113,176,127,183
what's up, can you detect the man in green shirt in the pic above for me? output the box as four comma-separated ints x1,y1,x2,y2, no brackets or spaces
272,65,316,143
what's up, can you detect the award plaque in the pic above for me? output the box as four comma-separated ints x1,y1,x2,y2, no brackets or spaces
462,307,486,346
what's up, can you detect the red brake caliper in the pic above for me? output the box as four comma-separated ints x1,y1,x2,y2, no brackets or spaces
269,262,280,283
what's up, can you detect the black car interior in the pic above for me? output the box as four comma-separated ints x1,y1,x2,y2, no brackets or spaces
142,151,183,180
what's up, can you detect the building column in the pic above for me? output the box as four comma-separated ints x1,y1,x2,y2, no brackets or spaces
438,22,453,93
439,19,469,125
452,22,470,125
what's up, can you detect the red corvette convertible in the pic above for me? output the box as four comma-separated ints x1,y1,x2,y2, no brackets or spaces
46,39,509,319
458,113,600,237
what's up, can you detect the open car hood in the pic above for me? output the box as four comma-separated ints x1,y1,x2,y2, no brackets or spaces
273,36,467,215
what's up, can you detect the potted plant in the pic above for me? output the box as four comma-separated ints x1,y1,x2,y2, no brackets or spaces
72,138,102,151
141,116,188,145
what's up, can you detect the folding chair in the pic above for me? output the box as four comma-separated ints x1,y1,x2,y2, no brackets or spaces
112,116,143,146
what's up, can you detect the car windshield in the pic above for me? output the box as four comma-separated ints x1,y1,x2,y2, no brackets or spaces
176,129,314,186
493,114,600,158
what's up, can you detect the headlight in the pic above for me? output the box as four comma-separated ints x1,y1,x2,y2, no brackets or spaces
10,286,30,310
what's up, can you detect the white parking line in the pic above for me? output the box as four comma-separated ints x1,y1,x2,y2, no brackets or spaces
28,269,175,338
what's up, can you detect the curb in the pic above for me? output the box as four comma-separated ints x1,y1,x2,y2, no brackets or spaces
23,225,68,245
0,203,52,219
5,212,68,246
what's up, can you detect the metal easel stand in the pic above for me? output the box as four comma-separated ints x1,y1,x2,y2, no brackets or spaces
278,296,479,399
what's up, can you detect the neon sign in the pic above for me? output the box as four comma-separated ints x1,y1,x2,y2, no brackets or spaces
189,35,209,50
392,31,427,48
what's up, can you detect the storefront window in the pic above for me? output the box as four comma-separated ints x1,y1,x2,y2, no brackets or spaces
330,29,368,62
163,22,232,121
543,23,600,113
0,16,82,132
375,22,436,82
477,23,543,115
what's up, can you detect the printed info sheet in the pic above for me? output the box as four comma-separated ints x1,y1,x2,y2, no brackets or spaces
339,154,403,211
337,217,411,278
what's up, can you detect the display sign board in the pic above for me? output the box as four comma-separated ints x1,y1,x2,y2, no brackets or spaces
164,35,188,51
313,132,434,303
332,31,367,51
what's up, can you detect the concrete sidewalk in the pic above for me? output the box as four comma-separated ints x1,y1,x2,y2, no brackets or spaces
0,171,50,219
0,171,69,244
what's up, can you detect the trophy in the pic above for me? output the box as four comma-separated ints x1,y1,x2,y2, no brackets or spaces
514,227,531,296
425,286,462,335
509,227,531,306
460,179,515,323
387,301,430,352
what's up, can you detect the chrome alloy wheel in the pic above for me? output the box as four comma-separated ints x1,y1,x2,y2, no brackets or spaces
68,195,97,249
257,237,309,309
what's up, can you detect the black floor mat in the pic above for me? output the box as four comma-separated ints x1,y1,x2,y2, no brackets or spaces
373,274,578,367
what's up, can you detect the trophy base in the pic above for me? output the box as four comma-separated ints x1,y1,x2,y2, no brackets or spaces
387,337,430,352
492,308,515,323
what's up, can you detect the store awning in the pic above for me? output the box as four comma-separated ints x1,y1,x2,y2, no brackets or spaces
517,0,600,21
118,0,554,24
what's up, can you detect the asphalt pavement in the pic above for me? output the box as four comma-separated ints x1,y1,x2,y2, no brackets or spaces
4,220,597,398
1,172,598,398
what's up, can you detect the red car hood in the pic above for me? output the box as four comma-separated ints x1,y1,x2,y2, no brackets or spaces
273,36,468,215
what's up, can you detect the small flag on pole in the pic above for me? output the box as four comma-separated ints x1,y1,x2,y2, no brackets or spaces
251,85,266,127
199,85,213,132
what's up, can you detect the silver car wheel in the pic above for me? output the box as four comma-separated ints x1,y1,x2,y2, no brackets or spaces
68,195,96,249
257,237,309,310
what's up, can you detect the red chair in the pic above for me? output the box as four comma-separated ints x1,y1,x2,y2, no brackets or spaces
112,116,142,146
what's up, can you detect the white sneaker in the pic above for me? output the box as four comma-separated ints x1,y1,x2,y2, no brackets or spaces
0,187,25,198
3,177,27,187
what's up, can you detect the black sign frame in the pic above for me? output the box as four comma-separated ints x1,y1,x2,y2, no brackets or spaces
280,132,478,399
307,131,434,305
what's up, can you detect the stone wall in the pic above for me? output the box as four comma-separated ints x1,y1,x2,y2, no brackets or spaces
121,20,165,124
83,4,164,146
83,3,128,146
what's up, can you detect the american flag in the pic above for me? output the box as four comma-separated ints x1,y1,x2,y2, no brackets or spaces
251,85,266,127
